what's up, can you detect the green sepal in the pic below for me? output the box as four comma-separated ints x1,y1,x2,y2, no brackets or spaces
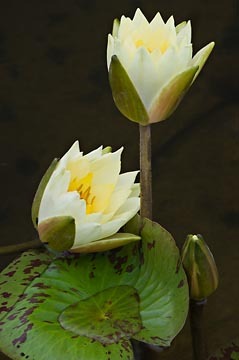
182,234,219,301
71,233,141,253
31,158,58,228
102,146,112,155
38,216,75,252
109,55,149,125
112,18,120,37
191,42,215,83
149,66,199,123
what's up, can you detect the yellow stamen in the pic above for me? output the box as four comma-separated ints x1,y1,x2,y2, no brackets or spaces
68,173,96,214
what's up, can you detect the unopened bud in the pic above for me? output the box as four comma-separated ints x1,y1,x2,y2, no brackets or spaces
181,234,219,301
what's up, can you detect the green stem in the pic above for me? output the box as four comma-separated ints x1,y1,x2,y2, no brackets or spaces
135,124,153,360
190,299,208,360
0,239,42,255
139,124,152,219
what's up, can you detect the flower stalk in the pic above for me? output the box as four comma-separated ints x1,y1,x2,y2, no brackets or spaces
190,299,208,360
0,239,42,255
139,124,152,219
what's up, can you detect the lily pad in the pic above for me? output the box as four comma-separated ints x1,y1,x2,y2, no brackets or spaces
0,216,188,360
59,285,142,344
208,339,239,360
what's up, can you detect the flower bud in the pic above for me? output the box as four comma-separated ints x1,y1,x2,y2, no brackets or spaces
107,9,214,125
181,234,218,301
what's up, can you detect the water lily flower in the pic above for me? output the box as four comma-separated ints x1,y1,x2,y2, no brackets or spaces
107,8,215,125
32,141,140,253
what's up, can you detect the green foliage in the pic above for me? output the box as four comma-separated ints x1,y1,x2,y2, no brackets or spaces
0,217,188,360
208,339,239,360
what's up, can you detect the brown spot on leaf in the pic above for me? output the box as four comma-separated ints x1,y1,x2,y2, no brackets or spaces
176,258,181,274
178,280,185,288
89,271,95,279
126,264,134,273
147,240,156,250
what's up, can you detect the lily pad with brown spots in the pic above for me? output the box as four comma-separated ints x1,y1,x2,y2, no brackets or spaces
0,216,188,360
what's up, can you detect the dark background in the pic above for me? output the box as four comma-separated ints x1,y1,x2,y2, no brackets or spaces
0,0,238,359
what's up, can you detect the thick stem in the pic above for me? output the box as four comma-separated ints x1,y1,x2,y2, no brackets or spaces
190,299,208,360
0,239,42,255
139,124,152,220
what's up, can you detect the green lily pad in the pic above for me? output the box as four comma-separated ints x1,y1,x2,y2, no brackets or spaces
207,339,239,360
59,285,142,344
0,216,188,360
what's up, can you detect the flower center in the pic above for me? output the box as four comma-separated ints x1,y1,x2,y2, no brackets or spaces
68,172,96,214
135,38,169,54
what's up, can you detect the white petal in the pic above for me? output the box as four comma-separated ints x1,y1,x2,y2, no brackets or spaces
84,146,103,161
150,12,165,29
176,21,192,46
103,171,139,216
118,16,134,41
128,46,157,109
113,197,140,219
91,148,123,186
153,44,191,95
130,183,140,198
74,222,102,246
39,189,86,225
107,34,115,69
132,8,149,27
59,141,81,169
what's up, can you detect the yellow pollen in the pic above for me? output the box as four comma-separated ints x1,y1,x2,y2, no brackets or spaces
68,172,96,214
135,38,169,54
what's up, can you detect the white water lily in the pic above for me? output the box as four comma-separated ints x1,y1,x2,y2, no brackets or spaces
107,8,215,125
32,141,140,253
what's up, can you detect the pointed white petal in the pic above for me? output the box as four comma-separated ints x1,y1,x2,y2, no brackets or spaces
132,8,149,27
177,21,192,46
91,147,123,185
84,146,103,161
128,46,158,109
59,141,81,169
107,34,115,70
150,12,165,29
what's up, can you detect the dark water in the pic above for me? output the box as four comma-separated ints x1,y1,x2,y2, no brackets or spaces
0,0,238,359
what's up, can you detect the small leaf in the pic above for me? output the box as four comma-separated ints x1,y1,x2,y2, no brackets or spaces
149,66,199,123
38,216,75,251
59,285,142,344
109,55,149,125
71,233,141,253
31,158,58,228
